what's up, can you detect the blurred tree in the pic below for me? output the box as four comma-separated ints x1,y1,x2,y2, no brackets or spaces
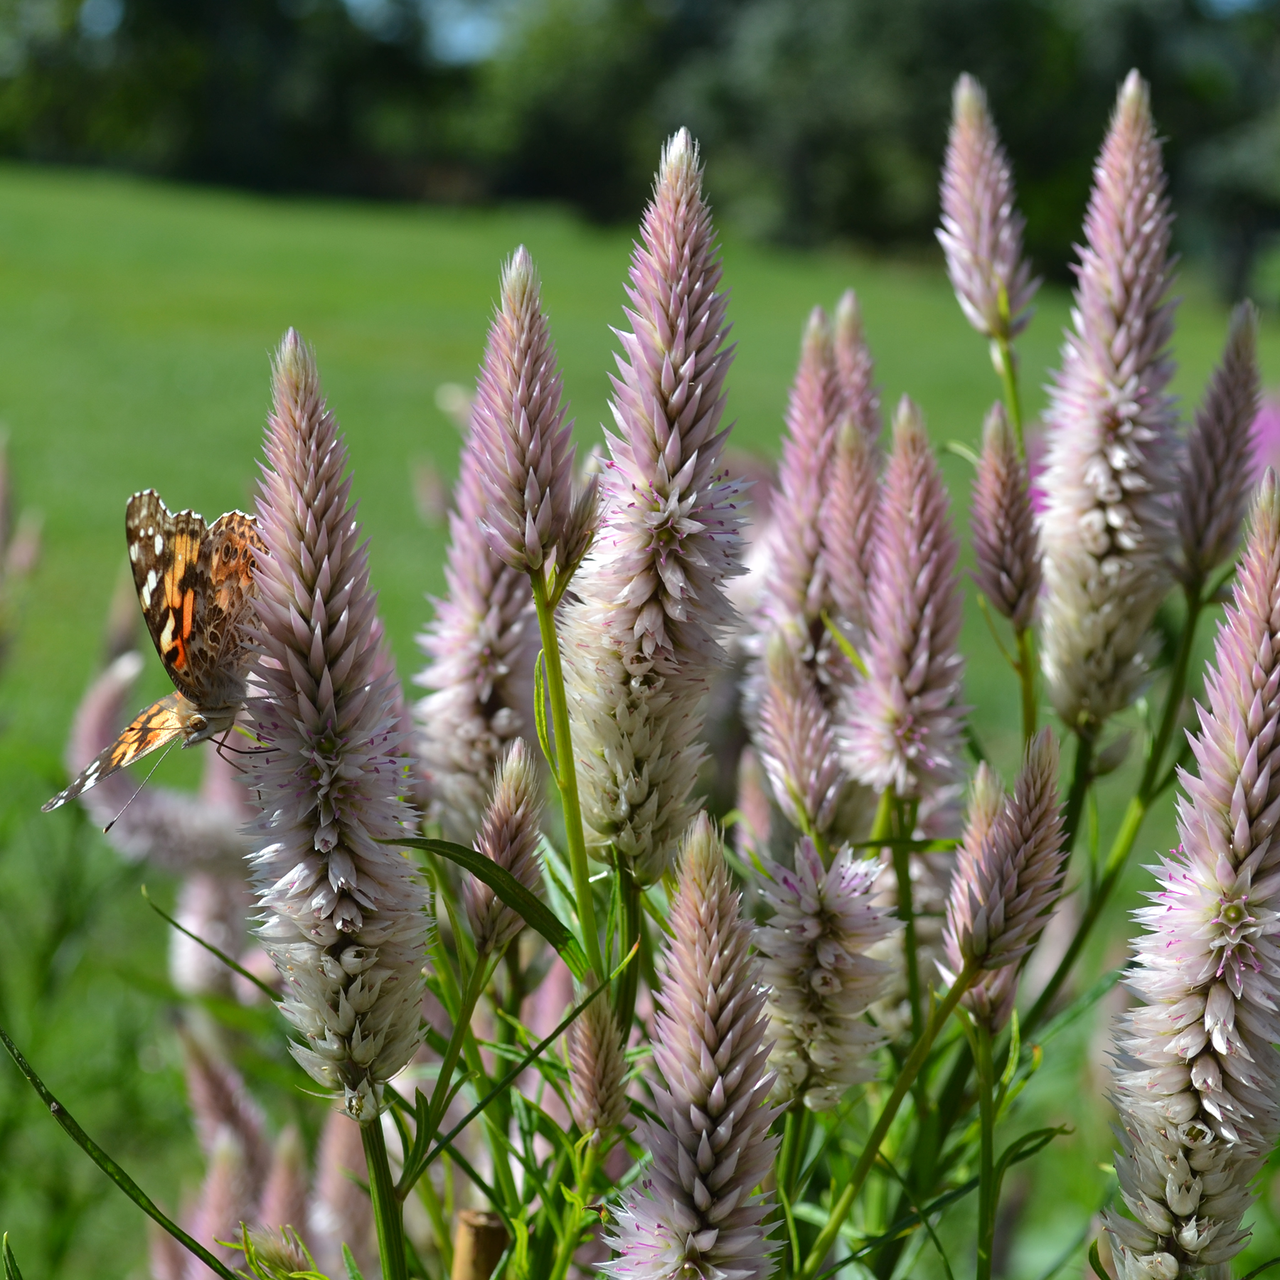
0,0,472,196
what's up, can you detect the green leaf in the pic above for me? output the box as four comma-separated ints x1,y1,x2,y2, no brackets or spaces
0,1026,242,1280
3,1234,25,1280
142,885,278,1001
342,1243,366,1280
820,611,868,676
401,837,589,980
1087,1240,1110,1280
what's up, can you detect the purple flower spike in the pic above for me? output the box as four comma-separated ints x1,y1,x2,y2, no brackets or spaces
833,289,882,444
942,730,1067,1029
937,74,1039,342
587,126,742,666
606,815,779,1279
415,405,538,843
971,400,1041,630
1176,301,1262,585
565,130,743,883
758,633,846,836
843,397,966,798
821,419,880,638
247,330,429,1120
472,246,595,582
765,306,842,628
568,995,630,1151
757,838,894,1109
1039,71,1179,735
465,738,544,957
1103,472,1280,1279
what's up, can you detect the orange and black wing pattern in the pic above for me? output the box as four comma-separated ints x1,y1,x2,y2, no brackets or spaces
126,490,209,704
41,693,187,812
203,508,267,669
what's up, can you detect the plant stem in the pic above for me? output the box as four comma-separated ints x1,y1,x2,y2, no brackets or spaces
996,336,1024,455
1015,627,1037,743
530,570,605,981
892,829,923,1046
363,1116,408,1280
974,1021,997,1280
426,958,488,1137
1061,731,1094,859
798,969,973,1280
1026,585,1204,1034
614,861,643,1033
548,1146,598,1280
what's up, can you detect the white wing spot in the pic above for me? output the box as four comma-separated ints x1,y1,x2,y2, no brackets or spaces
129,543,139,563
154,533,164,555
140,583,151,608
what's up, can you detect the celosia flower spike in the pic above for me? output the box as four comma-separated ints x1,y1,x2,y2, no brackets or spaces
937,73,1038,342
606,815,779,1278
758,633,846,836
247,330,429,1120
465,738,544,956
971,401,1042,630
833,289,882,443
943,729,1066,985
587,126,742,665
757,838,895,1109
1104,472,1280,1278
415,419,537,843
471,246,586,580
564,129,743,884
568,996,630,1150
764,307,841,627
1039,71,1179,734
843,397,966,797
820,418,880,636
1176,300,1261,585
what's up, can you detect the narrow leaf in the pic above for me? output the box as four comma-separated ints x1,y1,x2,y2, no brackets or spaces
1243,1259,1280,1280
142,885,278,1001
2,1234,24,1280
821,610,868,677
0,1026,241,1280
534,649,556,780
1087,1241,1110,1280
400,836,589,980
342,1243,367,1280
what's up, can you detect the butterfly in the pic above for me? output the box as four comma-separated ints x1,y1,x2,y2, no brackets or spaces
43,490,267,812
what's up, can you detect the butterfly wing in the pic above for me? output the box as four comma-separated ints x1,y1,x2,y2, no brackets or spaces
126,490,208,704
202,509,267,671
42,693,187,811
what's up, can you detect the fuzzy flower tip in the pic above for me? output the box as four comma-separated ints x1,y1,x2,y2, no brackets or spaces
942,731,1067,1029
821,417,880,637
972,401,1042,630
759,632,846,836
606,815,779,1279
1039,70,1179,735
414,392,537,842
843,397,966,797
568,995,630,1149
1103,472,1280,1279
757,838,895,1109
565,129,743,884
472,245,596,580
247,330,429,1120
937,73,1039,342
465,738,544,956
765,306,842,628
1176,300,1262,586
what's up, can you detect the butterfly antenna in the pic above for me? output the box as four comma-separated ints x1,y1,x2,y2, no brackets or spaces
103,739,179,834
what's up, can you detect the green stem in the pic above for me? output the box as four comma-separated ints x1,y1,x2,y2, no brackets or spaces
1015,627,1037,744
892,831,923,1047
548,1147,598,1280
798,970,974,1280
614,862,643,1033
996,336,1024,455
975,1021,997,1280
1061,731,1094,860
426,959,488,1137
531,570,605,980
363,1117,408,1280
1027,585,1204,1034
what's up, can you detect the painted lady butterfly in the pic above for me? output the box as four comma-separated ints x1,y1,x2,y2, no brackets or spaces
43,490,267,812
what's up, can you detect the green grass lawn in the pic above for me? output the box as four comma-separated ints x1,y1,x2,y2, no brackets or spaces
0,161,1277,1279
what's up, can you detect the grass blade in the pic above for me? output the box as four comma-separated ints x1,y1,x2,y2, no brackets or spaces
2,1234,24,1280
0,1025,241,1280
